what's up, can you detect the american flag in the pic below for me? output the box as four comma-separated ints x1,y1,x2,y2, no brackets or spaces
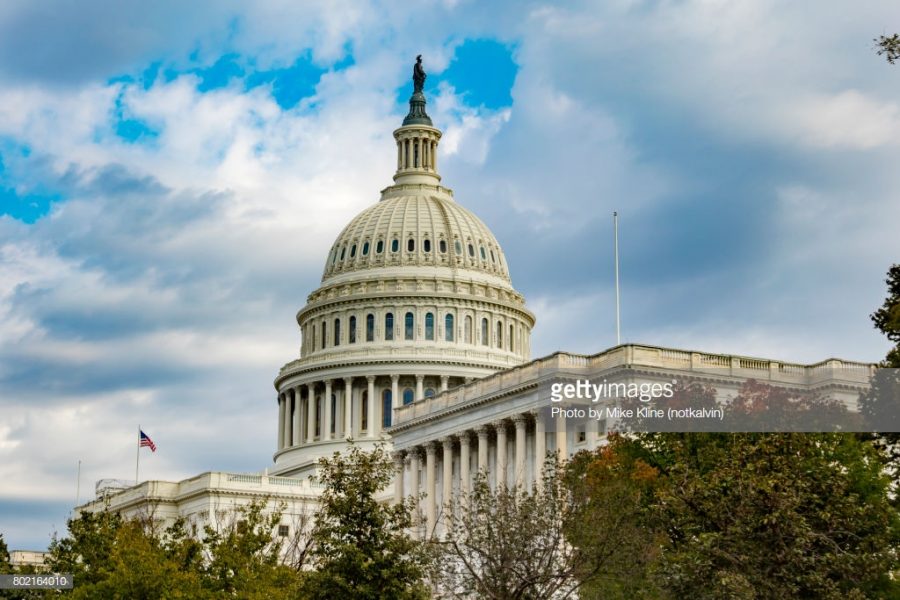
139,430,157,452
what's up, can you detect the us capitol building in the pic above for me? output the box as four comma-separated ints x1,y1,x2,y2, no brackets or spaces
80,60,874,538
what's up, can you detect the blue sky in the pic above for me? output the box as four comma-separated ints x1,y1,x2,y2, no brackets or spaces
1,1,900,551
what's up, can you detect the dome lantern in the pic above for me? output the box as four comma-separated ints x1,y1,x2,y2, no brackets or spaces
393,56,441,186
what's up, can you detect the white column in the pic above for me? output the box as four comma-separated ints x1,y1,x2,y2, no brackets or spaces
587,412,599,448
282,394,291,449
344,377,353,439
367,376,376,437
292,388,302,446
277,395,285,450
432,140,437,172
459,432,471,496
323,379,333,441
391,374,400,410
442,437,453,507
514,414,527,488
477,425,489,473
415,374,424,401
393,451,405,504
306,384,316,443
496,420,508,489
440,375,449,392
425,442,437,537
409,449,421,536
534,411,546,491
556,409,567,460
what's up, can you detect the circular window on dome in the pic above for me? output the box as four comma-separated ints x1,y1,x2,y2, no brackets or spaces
455,240,462,255
362,241,370,256
376,240,384,254
407,238,415,252
391,239,399,253
467,243,475,257
424,239,431,253
439,240,447,253
350,244,357,258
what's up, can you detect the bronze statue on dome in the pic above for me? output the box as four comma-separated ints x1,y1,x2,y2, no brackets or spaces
413,55,426,94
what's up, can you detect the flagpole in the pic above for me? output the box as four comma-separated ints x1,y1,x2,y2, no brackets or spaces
135,424,140,485
614,211,621,345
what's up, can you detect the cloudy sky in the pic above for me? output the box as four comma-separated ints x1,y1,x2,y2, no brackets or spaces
1,0,899,551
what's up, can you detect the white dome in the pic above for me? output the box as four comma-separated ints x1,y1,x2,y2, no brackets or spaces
322,191,511,284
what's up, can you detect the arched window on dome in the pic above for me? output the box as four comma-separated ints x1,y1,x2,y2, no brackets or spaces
376,240,384,254
334,318,341,346
481,318,489,346
423,239,431,253
439,240,447,253
382,390,392,428
331,249,337,265
321,321,327,349
509,323,515,352
362,241,370,256
350,244,357,258
407,238,415,252
422,312,433,340
403,388,414,405
391,239,399,253
311,324,317,350
361,391,368,432
468,243,475,257
497,321,503,348
366,314,374,342
455,240,462,255
385,313,394,341
490,249,496,263
405,312,414,340
480,246,487,261
349,316,357,344
424,388,435,399
445,314,454,342
464,316,472,343
340,247,346,261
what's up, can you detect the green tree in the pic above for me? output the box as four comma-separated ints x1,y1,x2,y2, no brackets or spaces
617,433,900,599
565,444,666,599
877,34,900,64
46,510,208,599
44,500,304,599
860,265,900,432
302,443,429,600
0,533,9,572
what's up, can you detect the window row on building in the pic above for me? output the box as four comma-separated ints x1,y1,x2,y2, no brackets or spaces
328,235,504,272
301,309,527,356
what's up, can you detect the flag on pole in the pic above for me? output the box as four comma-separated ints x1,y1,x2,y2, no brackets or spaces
139,430,157,452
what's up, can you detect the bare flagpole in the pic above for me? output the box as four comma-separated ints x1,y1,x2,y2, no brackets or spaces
614,211,621,345
135,424,140,485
